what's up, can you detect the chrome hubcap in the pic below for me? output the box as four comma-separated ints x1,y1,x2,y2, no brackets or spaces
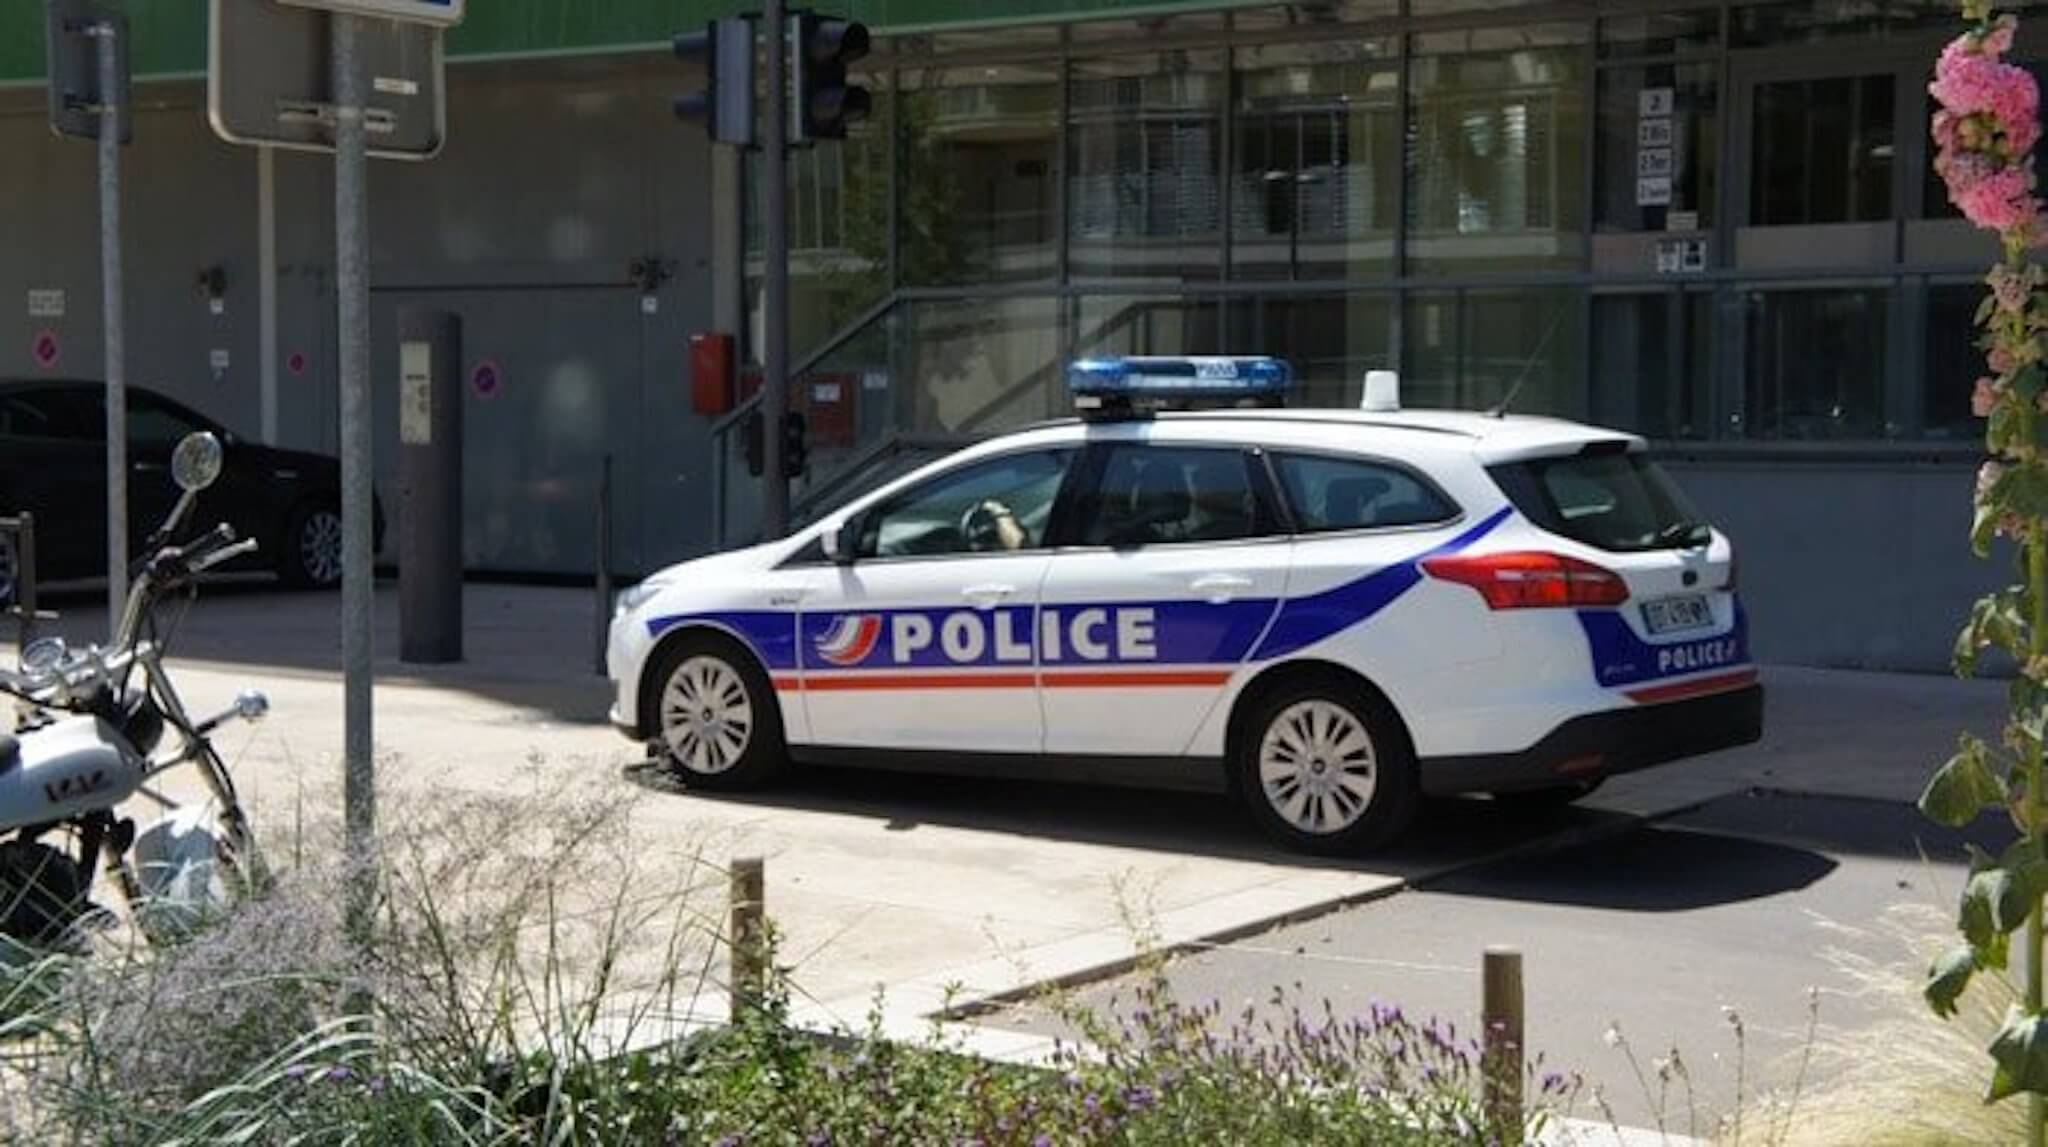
660,656,754,775
300,510,343,583
1259,700,1378,835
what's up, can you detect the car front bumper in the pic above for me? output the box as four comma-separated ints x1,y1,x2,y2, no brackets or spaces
1418,682,1764,796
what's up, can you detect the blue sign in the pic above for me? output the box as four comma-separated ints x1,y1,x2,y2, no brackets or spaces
1066,355,1293,402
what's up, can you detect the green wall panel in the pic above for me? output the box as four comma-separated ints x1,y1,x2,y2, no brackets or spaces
0,0,1234,84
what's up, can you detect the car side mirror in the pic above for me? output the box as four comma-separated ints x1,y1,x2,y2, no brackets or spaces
822,517,859,566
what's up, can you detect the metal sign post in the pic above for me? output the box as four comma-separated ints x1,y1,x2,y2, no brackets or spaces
209,0,458,945
94,16,125,640
331,11,375,939
47,1,132,638
761,0,789,537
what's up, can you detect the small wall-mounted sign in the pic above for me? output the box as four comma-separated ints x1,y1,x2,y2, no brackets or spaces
27,288,65,319
1655,237,1709,274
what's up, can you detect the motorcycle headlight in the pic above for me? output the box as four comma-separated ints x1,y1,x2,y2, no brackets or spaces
613,581,662,620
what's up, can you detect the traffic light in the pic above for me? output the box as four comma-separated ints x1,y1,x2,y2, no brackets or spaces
792,11,869,143
673,17,754,146
781,411,809,479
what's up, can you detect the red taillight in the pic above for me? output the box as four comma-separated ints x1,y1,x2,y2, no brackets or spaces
1420,551,1631,610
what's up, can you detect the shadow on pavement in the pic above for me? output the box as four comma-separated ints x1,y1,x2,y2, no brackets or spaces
11,581,613,726
624,755,1631,877
1420,823,1838,912
1418,791,2009,913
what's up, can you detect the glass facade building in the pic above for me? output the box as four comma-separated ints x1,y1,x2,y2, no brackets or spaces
740,0,2032,505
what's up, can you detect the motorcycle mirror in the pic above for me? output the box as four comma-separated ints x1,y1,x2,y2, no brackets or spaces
233,689,269,722
171,432,224,493
19,636,67,674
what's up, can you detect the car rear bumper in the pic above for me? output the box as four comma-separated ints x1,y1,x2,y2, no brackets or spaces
1418,680,1764,796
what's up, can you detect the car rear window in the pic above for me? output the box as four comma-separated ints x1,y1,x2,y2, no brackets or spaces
1488,448,1708,552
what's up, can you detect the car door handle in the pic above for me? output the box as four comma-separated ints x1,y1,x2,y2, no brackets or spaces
132,460,163,472
1191,573,1254,603
961,583,1015,609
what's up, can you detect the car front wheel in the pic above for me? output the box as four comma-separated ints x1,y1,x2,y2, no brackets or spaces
648,635,785,791
1233,678,1418,855
278,502,344,589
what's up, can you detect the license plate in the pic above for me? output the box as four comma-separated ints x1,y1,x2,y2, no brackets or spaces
1642,594,1713,635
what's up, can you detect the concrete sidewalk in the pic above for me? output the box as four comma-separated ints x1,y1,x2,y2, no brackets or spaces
2,583,2005,1038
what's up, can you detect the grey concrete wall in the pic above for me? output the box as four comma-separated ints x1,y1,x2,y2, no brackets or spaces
1670,458,2004,673
0,53,716,579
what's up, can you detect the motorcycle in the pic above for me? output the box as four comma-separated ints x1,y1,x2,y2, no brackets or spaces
0,430,269,948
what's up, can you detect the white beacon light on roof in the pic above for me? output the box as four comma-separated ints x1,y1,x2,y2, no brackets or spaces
1361,369,1401,413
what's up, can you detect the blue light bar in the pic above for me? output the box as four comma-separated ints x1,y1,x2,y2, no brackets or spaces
1065,356,1293,409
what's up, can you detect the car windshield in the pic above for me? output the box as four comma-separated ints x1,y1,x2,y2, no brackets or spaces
1488,449,1708,552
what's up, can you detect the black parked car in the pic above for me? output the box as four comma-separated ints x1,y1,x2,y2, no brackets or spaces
0,380,377,599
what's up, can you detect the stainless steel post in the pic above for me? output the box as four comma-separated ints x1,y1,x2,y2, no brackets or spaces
593,454,612,676
332,13,375,936
762,0,789,537
95,17,125,639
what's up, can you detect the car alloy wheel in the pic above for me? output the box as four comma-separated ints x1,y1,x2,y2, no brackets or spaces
1257,699,1379,835
659,655,755,775
298,509,344,585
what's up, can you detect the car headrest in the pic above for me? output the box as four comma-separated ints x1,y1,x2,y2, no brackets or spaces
1324,474,1390,524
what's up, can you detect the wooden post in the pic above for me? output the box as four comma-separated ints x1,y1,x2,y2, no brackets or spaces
1483,946,1526,1144
729,856,765,1022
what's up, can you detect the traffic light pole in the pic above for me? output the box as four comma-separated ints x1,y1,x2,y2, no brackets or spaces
761,0,789,538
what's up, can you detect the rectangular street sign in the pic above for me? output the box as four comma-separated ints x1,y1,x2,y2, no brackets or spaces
275,0,463,27
44,0,130,143
209,0,445,159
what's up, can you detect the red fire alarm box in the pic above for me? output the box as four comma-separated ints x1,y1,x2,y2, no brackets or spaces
689,332,735,415
804,372,858,447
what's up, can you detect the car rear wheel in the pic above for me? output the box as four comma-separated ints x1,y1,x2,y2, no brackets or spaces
1233,678,1418,855
278,502,344,589
648,635,785,791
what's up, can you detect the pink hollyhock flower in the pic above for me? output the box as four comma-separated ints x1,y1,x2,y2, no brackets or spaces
1934,109,1962,150
1976,376,2001,416
1955,166,2041,232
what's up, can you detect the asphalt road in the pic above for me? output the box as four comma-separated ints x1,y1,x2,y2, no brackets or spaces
988,791,2005,1133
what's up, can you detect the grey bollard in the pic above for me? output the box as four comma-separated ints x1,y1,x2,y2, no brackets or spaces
397,308,463,664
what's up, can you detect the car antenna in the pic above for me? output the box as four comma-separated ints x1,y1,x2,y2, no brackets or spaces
1486,306,1566,419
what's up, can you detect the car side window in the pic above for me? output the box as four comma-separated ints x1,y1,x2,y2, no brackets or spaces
0,390,93,441
1272,453,1456,532
124,393,207,447
0,394,60,439
861,449,1073,559
1075,445,1274,547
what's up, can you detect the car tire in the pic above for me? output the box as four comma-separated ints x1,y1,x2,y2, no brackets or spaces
646,633,786,791
1491,779,1604,811
1232,675,1418,855
278,501,344,589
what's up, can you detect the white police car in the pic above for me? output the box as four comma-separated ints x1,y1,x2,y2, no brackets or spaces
608,358,1761,854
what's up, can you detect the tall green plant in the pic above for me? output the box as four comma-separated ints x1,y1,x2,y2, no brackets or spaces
1920,3,2048,1141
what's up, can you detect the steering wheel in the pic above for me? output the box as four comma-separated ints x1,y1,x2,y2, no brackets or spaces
958,500,1011,552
